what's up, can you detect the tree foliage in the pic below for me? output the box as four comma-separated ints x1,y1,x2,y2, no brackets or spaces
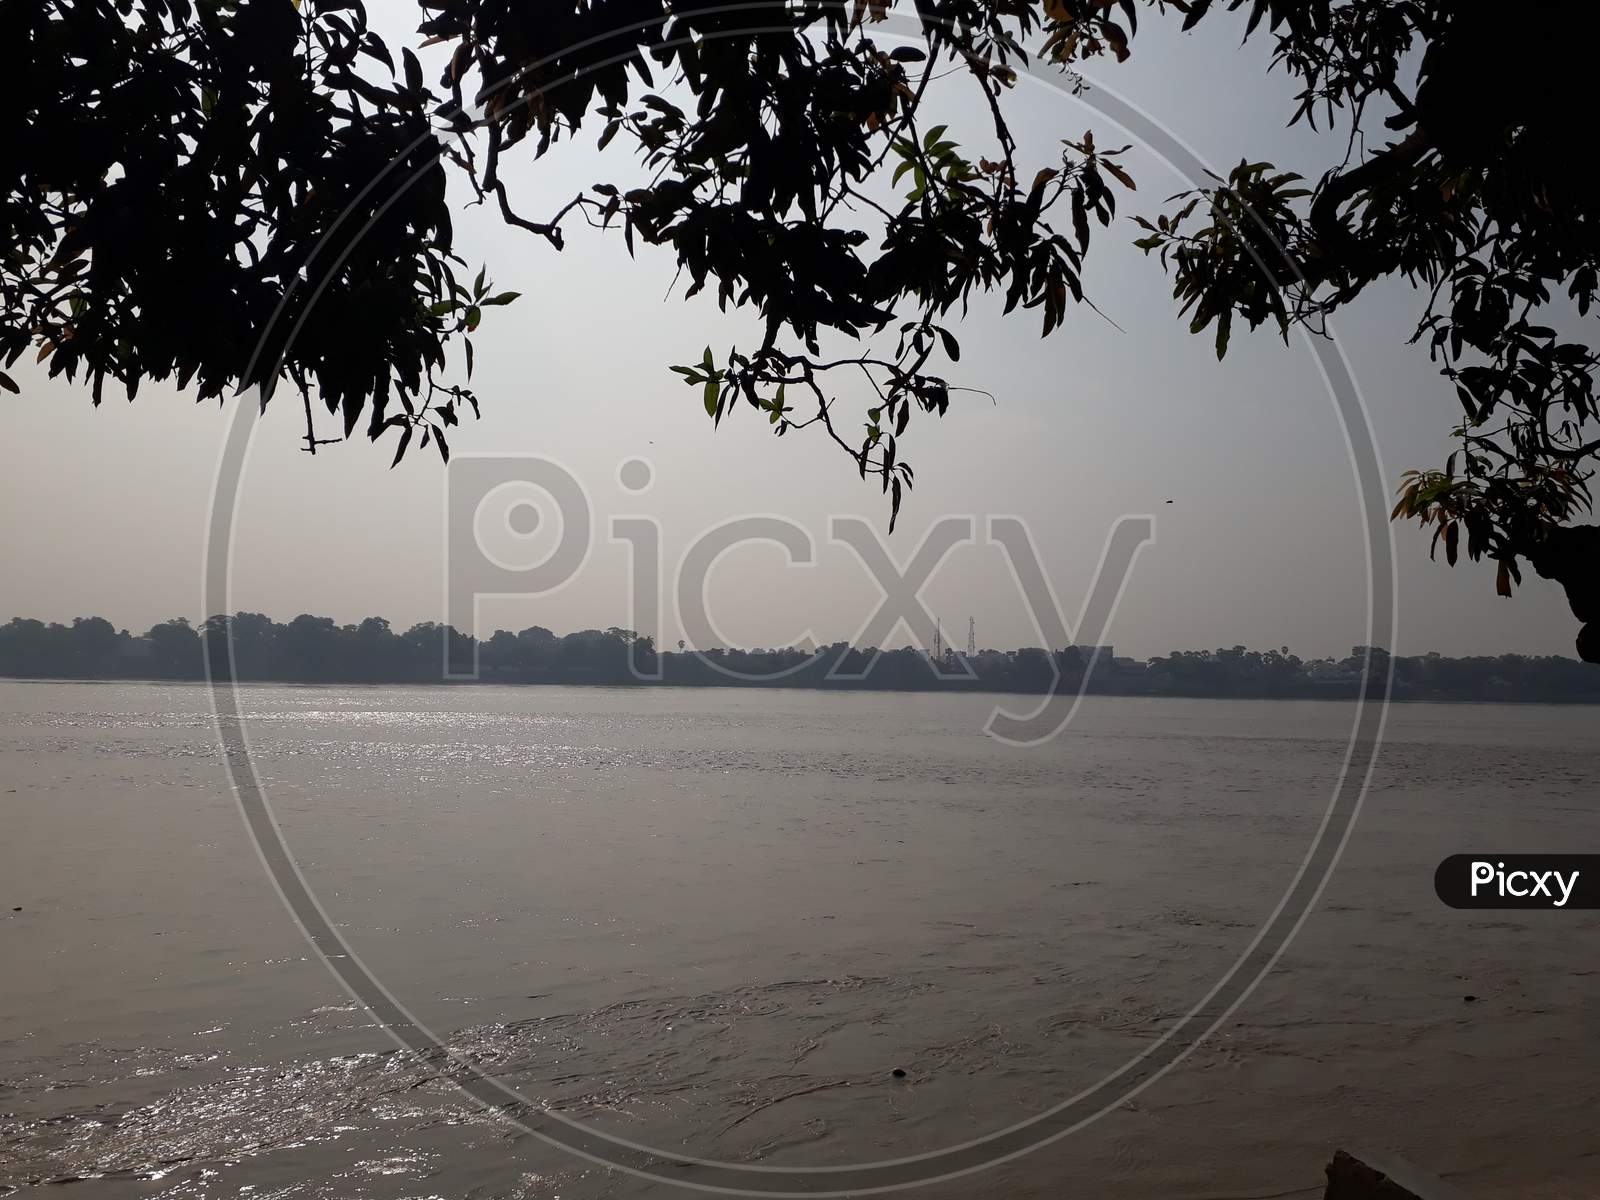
1120,1,1600,658
7,0,498,457
8,0,1600,655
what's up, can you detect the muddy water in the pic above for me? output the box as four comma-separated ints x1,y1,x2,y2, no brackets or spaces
1,681,1595,1198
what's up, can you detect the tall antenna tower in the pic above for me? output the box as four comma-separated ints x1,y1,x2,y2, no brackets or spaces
967,617,976,658
933,619,942,662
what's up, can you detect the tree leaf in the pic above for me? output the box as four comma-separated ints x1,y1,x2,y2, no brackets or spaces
1495,559,1513,597
389,426,412,467
1101,158,1135,190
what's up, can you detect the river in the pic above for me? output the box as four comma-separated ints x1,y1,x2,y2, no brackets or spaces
1,681,1595,1198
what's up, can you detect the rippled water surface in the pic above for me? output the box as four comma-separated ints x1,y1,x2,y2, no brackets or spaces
1,681,1596,1198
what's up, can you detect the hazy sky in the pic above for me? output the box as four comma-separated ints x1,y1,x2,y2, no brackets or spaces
2,6,1585,660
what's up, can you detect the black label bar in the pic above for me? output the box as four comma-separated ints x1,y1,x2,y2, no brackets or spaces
1435,855,1600,909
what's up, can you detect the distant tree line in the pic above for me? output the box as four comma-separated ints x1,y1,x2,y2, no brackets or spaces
3,614,1600,704
0,614,650,687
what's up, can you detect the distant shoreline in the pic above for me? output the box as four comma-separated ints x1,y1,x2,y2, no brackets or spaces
6,614,1598,705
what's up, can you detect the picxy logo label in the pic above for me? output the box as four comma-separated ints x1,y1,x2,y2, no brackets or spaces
1435,854,1599,909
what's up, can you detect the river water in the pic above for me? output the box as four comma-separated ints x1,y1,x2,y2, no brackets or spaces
1,681,1595,1198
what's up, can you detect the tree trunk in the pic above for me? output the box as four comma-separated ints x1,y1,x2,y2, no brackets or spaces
1528,525,1600,663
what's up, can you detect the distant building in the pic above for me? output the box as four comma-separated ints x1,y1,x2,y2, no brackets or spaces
1306,659,1354,680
